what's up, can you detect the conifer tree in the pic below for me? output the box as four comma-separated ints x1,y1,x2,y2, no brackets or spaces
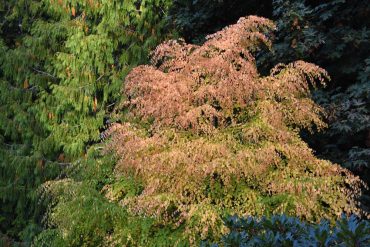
0,1,61,242
0,0,173,243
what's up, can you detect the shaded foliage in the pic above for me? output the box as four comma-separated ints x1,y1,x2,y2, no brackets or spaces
259,0,370,210
0,1,62,241
204,214,370,246
167,0,272,44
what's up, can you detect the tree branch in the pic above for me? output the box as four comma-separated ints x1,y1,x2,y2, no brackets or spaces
32,67,58,80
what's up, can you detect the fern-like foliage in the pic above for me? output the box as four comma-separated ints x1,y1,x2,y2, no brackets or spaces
258,0,370,199
34,147,187,247
105,16,367,243
0,0,173,243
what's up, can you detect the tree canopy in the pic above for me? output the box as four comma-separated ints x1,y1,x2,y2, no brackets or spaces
0,0,369,246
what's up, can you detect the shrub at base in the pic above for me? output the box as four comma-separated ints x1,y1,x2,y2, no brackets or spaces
204,214,370,246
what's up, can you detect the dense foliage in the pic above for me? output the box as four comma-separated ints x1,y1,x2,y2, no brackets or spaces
261,0,370,192
205,214,370,246
170,0,370,189
33,148,187,247
103,16,366,243
0,0,172,244
167,0,272,43
167,0,370,214
0,1,61,242
1,0,369,246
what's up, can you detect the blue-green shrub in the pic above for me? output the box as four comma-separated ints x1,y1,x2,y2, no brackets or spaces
204,214,370,246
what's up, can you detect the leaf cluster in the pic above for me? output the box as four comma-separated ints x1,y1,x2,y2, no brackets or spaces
0,0,173,243
106,16,367,243
204,214,370,246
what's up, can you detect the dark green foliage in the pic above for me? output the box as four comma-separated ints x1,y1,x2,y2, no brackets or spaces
167,0,272,43
262,0,370,86
0,0,62,241
257,0,370,207
205,214,370,246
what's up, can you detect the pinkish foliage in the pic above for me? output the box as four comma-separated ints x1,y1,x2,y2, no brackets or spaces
105,16,367,242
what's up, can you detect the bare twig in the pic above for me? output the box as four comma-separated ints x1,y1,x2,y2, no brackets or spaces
32,67,58,80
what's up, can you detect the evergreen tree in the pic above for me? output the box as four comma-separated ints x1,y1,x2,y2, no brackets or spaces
0,1,61,242
0,0,173,244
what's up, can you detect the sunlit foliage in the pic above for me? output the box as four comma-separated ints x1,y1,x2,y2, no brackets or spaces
105,16,367,242
0,0,173,243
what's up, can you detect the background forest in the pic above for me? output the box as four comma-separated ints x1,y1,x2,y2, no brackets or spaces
0,0,369,246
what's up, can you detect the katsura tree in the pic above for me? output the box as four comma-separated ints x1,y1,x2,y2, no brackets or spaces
104,16,368,243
